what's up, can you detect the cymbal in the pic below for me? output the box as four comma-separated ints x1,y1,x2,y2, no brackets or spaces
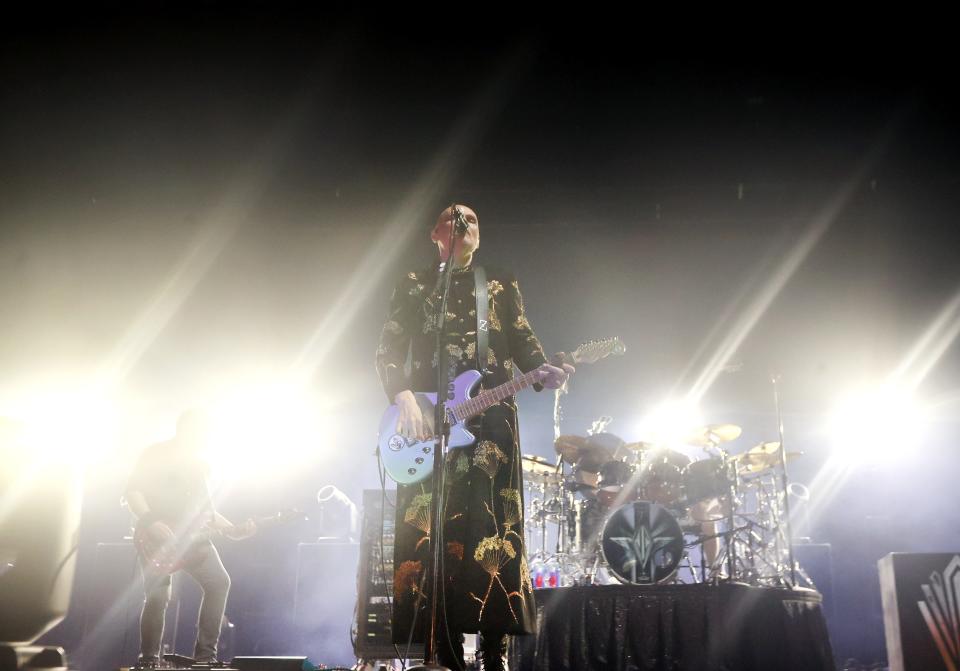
734,442,803,473
554,435,588,462
622,441,658,452
686,423,742,446
521,454,561,480
554,434,616,470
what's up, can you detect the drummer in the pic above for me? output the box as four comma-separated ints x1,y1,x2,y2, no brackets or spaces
555,432,625,494
653,424,739,573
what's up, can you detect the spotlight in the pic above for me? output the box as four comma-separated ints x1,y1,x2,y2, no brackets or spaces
634,397,704,446
205,378,332,483
1,384,117,464
826,386,927,465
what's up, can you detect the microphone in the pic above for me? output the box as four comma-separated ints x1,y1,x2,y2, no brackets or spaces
453,207,469,236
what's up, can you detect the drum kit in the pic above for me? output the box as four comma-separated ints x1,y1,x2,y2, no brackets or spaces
522,421,806,588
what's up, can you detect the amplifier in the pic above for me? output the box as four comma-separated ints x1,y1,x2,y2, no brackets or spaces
353,489,397,661
793,542,835,623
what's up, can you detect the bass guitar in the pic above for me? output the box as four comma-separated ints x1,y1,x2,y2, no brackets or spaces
134,508,305,576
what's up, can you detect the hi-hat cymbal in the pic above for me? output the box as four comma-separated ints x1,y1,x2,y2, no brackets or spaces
554,434,617,470
686,423,742,446
734,441,803,473
522,454,561,480
554,435,588,462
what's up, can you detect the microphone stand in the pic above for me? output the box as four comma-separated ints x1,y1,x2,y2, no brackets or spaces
410,206,465,671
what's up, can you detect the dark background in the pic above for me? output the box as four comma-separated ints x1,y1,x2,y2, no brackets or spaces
3,8,959,669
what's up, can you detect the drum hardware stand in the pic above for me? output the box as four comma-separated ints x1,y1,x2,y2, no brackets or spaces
526,495,543,556
551,379,576,582
734,517,779,584
679,539,705,583
792,562,818,590
771,374,798,587
528,481,553,559
585,554,602,584
569,491,582,557
759,475,795,585
551,448,572,582
725,451,739,581
721,472,800,586
553,485,571,584
686,552,701,583
683,524,725,583
539,490,549,557
699,523,753,582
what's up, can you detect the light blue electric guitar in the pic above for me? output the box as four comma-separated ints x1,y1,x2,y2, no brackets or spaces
378,337,625,485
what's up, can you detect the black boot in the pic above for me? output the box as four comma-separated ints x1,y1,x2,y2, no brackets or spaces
477,632,508,671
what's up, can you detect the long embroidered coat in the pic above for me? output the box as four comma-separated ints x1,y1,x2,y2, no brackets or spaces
376,261,547,639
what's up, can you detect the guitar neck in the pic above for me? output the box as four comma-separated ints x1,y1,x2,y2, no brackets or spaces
191,514,283,542
450,357,574,423
442,337,629,426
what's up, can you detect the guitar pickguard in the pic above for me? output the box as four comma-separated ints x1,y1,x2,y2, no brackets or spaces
378,370,483,485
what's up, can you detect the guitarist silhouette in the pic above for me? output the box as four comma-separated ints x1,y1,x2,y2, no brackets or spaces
124,410,255,667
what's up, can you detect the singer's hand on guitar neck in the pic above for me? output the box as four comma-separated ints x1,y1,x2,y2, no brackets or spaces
394,389,433,442
536,361,575,390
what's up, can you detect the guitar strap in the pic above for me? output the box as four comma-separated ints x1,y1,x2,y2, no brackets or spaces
474,265,489,379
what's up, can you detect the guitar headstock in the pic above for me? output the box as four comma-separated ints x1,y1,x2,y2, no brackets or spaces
566,337,626,365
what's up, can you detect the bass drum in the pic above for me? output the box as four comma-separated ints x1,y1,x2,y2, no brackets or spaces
600,501,684,585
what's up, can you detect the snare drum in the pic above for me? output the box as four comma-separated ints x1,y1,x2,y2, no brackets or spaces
596,459,638,507
600,500,684,584
570,464,600,495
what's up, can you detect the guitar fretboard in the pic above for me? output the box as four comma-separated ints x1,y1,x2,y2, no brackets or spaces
449,369,543,423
